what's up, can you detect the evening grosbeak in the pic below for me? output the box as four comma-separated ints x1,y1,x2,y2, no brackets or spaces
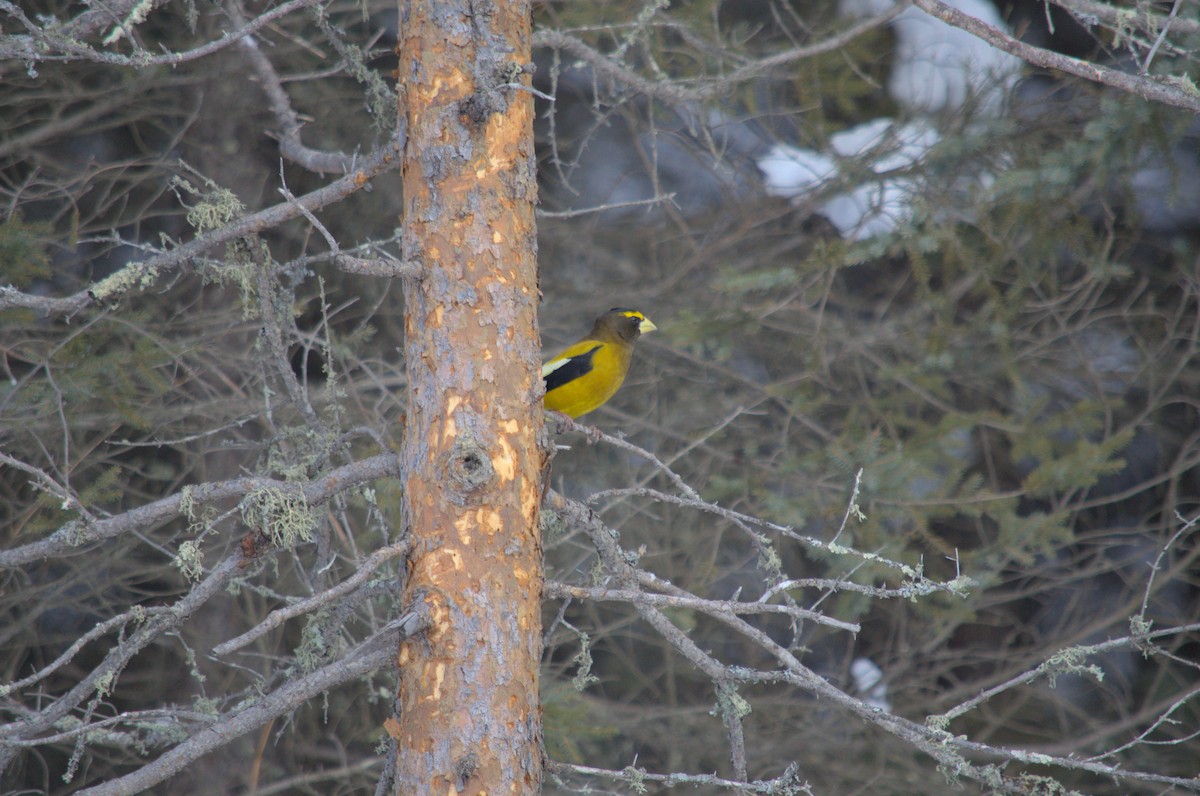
542,308,657,418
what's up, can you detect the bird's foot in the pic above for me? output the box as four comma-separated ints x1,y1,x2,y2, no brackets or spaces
546,410,573,435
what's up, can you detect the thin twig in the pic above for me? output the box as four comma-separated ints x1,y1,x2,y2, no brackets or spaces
214,540,411,656
1142,0,1184,72
537,193,677,219
0,133,403,317
0,0,325,67
74,641,396,795
547,760,811,794
232,0,357,174
557,416,700,500
545,581,860,633
533,6,902,105
0,453,399,568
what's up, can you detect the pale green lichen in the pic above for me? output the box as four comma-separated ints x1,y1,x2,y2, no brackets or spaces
1017,752,1055,765
64,520,87,547
1162,74,1199,97
204,235,264,310
1012,774,1079,795
571,632,599,691
925,713,951,732
240,486,318,547
179,485,196,522
94,669,117,698
1040,646,1104,687
173,539,204,581
172,176,245,234
88,261,162,303
942,575,977,595
713,682,752,721
192,695,219,716
619,765,649,794
756,539,783,580
295,615,334,673
102,0,155,45
1129,614,1153,636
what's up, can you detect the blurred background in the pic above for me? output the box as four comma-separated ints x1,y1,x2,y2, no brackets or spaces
2,0,1198,793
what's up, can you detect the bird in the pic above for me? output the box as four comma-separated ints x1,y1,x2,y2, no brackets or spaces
543,308,657,419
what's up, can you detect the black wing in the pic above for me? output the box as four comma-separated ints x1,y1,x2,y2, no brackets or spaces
544,344,601,392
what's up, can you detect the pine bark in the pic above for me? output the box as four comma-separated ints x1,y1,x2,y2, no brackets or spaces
393,0,543,793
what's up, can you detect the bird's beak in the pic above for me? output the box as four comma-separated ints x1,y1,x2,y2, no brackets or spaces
639,318,657,333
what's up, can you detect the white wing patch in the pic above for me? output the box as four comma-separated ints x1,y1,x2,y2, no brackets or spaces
542,357,571,377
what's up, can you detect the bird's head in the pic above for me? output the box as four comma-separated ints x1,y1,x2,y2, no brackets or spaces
597,308,657,342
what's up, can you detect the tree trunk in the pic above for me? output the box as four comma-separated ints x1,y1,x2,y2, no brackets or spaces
393,0,543,793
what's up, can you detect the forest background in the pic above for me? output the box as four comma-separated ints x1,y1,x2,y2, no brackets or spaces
2,0,1199,793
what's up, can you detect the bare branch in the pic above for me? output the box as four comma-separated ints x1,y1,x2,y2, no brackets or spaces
0,0,325,68
53,0,169,43
547,760,811,794
74,641,396,795
2,606,173,695
534,7,903,105
550,487,1200,793
556,415,700,500
537,193,677,219
1047,0,1200,40
277,176,421,277
931,622,1200,725
333,254,422,277
0,450,94,523
214,540,412,656
544,581,861,633
910,0,1200,112
1141,0,1186,71
0,556,244,762
0,134,403,318
0,453,399,568
230,0,359,174
586,484,973,596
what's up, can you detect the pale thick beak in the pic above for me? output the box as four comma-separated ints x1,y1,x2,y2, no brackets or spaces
639,318,657,333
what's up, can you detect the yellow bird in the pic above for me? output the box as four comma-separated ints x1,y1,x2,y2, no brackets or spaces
543,308,657,419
